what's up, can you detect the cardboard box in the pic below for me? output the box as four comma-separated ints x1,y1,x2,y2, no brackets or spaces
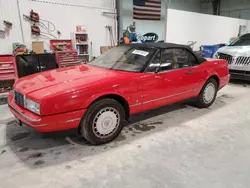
32,41,44,53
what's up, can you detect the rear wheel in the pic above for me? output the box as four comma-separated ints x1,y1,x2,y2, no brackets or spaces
80,98,125,145
196,78,218,108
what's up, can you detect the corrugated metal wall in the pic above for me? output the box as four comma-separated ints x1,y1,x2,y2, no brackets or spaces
0,0,116,54
0,0,23,53
167,0,201,13
201,0,250,20
220,0,250,19
49,0,115,9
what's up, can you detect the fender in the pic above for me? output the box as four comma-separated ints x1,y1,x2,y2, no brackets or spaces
203,60,220,81
81,91,130,109
206,71,219,81
196,62,220,93
206,61,220,79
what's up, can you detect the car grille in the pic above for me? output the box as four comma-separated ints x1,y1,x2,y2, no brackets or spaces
217,53,232,64
14,90,25,108
234,57,250,65
218,53,250,65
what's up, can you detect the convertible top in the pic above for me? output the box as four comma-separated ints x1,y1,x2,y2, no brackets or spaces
127,42,191,50
123,42,206,64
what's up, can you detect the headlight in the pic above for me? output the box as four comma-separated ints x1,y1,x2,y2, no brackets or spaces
25,98,40,115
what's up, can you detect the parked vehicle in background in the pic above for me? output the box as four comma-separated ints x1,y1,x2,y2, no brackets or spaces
214,33,250,80
8,43,229,145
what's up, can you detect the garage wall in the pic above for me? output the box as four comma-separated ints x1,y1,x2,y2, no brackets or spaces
0,0,116,57
43,0,115,8
119,0,202,41
167,0,201,12
0,0,24,54
166,9,250,51
201,0,250,20
219,0,250,19
121,0,166,42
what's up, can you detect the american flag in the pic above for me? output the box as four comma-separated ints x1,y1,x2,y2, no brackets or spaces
133,0,162,21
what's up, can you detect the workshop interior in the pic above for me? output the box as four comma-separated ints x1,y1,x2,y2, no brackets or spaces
1,0,250,187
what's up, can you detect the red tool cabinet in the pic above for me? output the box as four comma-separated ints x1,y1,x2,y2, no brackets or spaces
55,51,82,67
0,54,17,80
50,40,82,67
0,54,17,93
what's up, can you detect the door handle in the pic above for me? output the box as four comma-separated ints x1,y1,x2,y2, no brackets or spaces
154,75,161,79
186,70,194,75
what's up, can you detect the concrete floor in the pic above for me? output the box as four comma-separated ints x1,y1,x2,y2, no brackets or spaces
1,81,250,188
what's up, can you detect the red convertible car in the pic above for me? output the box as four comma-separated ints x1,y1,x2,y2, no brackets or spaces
8,43,229,145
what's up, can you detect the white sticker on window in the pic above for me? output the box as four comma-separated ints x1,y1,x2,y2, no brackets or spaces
132,50,149,56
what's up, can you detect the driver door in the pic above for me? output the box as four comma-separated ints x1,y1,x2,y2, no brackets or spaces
141,48,196,110
156,48,195,106
140,51,163,111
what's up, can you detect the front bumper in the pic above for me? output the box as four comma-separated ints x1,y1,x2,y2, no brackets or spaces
229,69,250,81
8,92,86,132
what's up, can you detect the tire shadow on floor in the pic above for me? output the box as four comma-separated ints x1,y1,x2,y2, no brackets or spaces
4,96,232,169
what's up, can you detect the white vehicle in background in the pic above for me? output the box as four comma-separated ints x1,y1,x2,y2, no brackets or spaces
214,33,250,80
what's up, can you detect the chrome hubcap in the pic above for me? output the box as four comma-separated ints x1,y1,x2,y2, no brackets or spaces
203,83,216,104
93,107,120,138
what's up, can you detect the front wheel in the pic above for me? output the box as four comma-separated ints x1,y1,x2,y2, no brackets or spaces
80,98,125,145
196,78,218,108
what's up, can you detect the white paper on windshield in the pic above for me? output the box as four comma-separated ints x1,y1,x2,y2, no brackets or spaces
132,50,149,56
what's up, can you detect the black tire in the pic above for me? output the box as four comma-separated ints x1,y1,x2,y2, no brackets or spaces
79,98,125,145
196,78,218,108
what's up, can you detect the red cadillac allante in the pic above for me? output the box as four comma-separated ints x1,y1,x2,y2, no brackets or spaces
8,43,230,145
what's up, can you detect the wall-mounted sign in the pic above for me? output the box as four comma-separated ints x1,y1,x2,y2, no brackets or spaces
123,23,160,44
137,33,159,43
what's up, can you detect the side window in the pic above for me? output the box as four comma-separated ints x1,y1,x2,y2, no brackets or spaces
186,51,199,66
160,48,191,72
160,49,174,71
146,51,161,72
173,49,191,68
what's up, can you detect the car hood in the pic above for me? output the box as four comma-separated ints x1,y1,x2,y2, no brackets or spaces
14,65,112,95
217,46,250,57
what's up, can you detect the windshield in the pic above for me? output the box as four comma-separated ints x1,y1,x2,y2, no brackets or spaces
89,46,156,72
229,34,250,46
